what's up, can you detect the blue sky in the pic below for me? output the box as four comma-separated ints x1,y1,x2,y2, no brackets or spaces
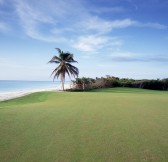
0,0,168,81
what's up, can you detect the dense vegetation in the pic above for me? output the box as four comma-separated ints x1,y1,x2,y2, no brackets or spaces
0,88,168,162
72,76,168,91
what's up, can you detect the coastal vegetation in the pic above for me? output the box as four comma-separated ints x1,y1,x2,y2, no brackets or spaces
0,88,168,162
48,48,79,91
72,76,168,91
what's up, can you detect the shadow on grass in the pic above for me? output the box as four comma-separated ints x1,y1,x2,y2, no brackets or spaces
68,87,168,95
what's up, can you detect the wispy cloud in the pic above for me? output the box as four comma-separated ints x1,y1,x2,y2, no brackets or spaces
79,18,136,34
72,35,109,52
12,0,88,42
72,35,122,52
110,51,168,62
135,22,167,29
0,0,164,55
12,0,167,42
90,6,126,14
14,0,62,42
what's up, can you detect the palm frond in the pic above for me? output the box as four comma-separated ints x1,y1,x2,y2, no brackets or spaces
66,59,78,63
66,63,79,77
64,67,71,78
48,61,60,64
53,68,63,81
55,48,62,54
64,53,78,63
50,65,61,78
48,56,62,63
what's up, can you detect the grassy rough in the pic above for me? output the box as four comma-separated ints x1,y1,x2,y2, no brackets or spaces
0,88,168,162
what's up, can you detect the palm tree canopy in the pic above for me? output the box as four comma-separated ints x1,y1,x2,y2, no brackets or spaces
49,48,78,63
48,48,79,83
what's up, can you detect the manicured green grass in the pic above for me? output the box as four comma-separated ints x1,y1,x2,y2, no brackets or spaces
0,88,168,162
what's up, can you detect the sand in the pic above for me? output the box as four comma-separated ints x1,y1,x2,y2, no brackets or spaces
0,84,71,102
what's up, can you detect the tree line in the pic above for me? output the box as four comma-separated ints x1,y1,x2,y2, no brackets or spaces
71,76,168,91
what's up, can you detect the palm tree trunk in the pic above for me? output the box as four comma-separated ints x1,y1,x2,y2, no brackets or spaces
82,83,85,91
61,75,65,91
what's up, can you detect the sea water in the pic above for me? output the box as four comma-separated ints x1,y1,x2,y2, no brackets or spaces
0,80,66,93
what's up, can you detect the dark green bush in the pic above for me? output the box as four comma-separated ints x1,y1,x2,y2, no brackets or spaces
72,76,168,91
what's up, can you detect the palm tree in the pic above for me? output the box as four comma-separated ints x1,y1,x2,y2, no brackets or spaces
48,48,79,91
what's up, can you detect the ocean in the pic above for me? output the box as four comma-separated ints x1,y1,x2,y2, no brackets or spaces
0,80,67,93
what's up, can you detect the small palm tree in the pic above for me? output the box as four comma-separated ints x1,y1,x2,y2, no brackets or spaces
48,48,79,91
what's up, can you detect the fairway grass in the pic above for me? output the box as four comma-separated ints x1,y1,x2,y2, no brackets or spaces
0,88,168,162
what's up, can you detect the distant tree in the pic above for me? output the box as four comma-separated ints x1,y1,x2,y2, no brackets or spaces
48,48,79,91
162,78,168,90
72,77,95,90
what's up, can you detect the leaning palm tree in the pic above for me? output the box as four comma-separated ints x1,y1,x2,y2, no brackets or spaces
48,48,79,91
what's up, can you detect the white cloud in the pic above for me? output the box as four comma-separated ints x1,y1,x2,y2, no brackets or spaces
15,0,54,24
135,22,167,29
109,50,168,62
72,35,108,52
110,19,137,29
110,51,142,61
13,0,89,42
8,0,167,48
80,17,136,33
14,0,62,42
90,6,126,14
72,35,122,52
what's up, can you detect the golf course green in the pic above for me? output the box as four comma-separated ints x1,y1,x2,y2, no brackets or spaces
0,88,168,162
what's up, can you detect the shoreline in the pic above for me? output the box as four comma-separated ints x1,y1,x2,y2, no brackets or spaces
0,84,71,102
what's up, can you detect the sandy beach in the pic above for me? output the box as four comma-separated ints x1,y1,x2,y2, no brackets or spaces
0,84,71,102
